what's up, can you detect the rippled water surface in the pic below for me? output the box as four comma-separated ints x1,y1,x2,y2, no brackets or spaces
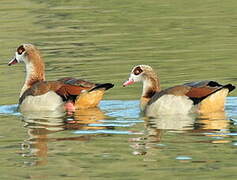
1,0,237,179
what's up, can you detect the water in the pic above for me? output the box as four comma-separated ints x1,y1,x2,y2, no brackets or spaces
1,99,237,179
1,0,237,179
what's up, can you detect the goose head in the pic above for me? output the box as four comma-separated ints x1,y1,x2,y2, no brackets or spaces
123,65,156,86
8,44,40,66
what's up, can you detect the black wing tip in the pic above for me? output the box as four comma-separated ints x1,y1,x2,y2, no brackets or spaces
207,81,235,92
101,83,114,90
223,84,235,92
207,81,222,87
89,83,114,92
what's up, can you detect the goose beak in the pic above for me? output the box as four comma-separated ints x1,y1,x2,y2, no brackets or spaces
8,57,18,66
123,79,134,87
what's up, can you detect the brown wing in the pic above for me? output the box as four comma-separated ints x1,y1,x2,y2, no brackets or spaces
184,81,236,104
19,80,94,104
58,77,96,88
148,80,234,106
148,85,191,105
56,84,91,98
57,77,113,98
185,87,219,98
184,81,223,98
19,78,114,105
161,81,224,97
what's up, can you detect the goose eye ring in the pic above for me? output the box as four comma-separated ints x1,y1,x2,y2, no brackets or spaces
17,45,25,55
133,66,143,75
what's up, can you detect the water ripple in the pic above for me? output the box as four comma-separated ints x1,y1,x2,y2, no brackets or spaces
88,123,136,127
100,100,140,119
73,129,143,135
176,156,192,160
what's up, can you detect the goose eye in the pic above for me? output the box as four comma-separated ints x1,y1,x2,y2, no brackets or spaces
17,45,25,55
133,66,143,75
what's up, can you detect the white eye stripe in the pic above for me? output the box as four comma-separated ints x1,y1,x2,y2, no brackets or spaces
130,73,142,82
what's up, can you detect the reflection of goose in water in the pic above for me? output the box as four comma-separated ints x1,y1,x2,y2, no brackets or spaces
21,111,65,166
146,114,195,131
193,111,231,143
195,111,229,131
21,107,109,166
64,108,110,130
22,110,66,131
148,111,231,138
130,110,231,156
130,114,195,156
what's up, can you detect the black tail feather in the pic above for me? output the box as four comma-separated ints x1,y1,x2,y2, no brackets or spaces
89,83,114,92
223,84,235,92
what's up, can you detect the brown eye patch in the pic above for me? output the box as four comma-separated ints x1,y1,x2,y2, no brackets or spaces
133,66,143,75
17,45,25,55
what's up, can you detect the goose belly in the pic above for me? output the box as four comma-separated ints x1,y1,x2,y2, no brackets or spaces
19,91,65,112
145,95,194,116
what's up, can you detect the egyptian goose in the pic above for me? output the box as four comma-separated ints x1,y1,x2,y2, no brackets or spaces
8,44,114,112
123,65,235,116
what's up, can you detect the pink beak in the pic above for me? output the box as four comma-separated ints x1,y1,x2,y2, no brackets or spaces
123,79,135,87
8,57,18,66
